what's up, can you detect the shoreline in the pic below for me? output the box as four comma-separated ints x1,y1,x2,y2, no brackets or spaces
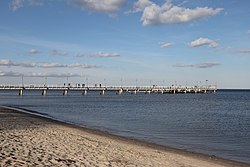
0,106,249,166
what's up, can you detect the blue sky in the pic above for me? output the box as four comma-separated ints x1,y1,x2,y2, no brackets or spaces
0,0,249,88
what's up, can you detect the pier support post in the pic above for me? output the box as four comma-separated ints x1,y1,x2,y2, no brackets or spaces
18,89,23,96
116,88,123,95
131,90,137,94
42,89,47,96
63,90,68,96
145,90,151,94
100,90,105,95
82,90,87,96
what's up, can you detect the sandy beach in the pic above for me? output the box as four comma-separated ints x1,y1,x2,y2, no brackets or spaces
0,107,248,167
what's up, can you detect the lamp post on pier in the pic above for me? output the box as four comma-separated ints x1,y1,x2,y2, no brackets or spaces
174,81,176,94
44,76,47,87
66,76,69,88
205,80,208,93
21,74,24,87
86,77,88,87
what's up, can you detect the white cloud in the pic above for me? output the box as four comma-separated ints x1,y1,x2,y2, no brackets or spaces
127,0,153,13
0,59,99,69
71,0,125,15
159,42,174,48
0,70,80,77
10,0,24,11
77,52,120,57
29,0,43,6
94,52,120,57
26,72,81,77
50,49,67,56
0,59,14,66
132,0,223,26
239,49,250,53
37,62,99,68
38,63,67,68
0,59,37,67
68,63,99,69
247,29,250,34
10,0,43,11
0,70,21,77
76,53,87,57
190,37,218,48
173,62,220,68
28,48,41,55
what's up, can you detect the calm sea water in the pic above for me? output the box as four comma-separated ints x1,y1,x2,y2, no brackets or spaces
0,90,249,164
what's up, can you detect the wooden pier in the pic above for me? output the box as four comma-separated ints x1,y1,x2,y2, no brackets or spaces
0,84,217,96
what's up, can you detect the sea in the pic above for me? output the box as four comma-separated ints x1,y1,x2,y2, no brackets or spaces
0,89,249,164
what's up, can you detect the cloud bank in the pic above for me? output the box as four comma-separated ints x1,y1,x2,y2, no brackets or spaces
239,49,250,53
128,0,153,13
0,70,21,77
132,0,223,26
0,59,99,69
0,70,80,77
28,48,41,55
50,49,67,56
70,0,125,15
77,52,120,57
173,62,220,68
94,52,120,57
10,0,125,16
10,0,43,11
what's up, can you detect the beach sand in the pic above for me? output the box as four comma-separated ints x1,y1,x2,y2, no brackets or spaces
0,107,249,167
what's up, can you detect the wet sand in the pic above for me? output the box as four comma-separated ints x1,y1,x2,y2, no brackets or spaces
0,106,249,167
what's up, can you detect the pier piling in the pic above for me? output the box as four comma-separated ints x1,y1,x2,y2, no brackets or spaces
18,89,23,96
100,90,105,95
42,89,47,96
82,90,87,96
116,88,123,95
63,90,68,96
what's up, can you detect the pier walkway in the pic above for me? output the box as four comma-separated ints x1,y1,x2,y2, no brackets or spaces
0,84,217,96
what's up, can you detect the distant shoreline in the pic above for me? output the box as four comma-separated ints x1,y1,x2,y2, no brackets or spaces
0,105,249,166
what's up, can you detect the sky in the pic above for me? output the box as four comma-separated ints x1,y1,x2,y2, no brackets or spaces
0,0,250,88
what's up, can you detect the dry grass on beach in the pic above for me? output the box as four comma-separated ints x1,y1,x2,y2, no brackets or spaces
0,107,248,167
